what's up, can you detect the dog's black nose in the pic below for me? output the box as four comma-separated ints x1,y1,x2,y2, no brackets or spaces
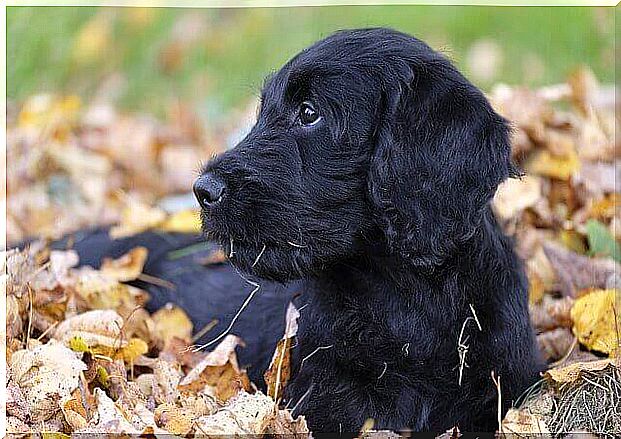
194,173,226,208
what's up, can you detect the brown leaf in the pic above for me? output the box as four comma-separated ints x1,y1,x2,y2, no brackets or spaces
502,408,550,435
543,241,620,297
530,296,574,332
544,358,616,385
154,403,194,435
537,327,575,362
265,302,299,400
199,248,228,266
109,200,167,239
9,341,87,422
178,334,251,403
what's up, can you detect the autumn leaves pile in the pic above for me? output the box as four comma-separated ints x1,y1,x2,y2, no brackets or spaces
5,244,309,436
4,67,620,436
490,69,620,435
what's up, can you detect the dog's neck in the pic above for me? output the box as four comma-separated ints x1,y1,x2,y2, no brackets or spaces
315,206,516,303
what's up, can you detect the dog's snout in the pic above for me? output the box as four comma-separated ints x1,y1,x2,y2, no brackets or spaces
194,173,226,208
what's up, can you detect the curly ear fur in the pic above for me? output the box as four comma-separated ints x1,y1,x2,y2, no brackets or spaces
368,37,517,266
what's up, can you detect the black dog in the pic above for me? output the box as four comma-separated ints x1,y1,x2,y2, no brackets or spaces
59,28,541,433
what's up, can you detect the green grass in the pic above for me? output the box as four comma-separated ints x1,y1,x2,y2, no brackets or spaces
7,6,614,119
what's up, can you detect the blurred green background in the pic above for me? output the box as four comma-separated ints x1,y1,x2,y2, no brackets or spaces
7,6,614,119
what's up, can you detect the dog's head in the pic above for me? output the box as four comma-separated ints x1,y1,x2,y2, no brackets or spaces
195,28,515,281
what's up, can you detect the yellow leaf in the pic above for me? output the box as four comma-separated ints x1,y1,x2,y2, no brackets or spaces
544,358,615,384
100,247,148,282
527,269,545,305
152,305,193,347
109,201,167,240
158,209,202,234
525,149,580,181
69,336,90,353
571,289,620,355
493,175,542,221
117,338,149,363
588,194,620,220
558,230,587,255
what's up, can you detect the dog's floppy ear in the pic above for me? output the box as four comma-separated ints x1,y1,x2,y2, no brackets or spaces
368,45,516,266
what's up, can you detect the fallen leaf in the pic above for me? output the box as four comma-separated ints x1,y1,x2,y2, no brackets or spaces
585,219,621,262
543,241,620,297
75,388,140,434
54,309,126,350
530,296,574,331
525,148,580,181
199,248,228,266
9,341,87,422
502,408,550,435
100,247,148,282
544,358,615,384
152,304,193,347
193,391,274,435
109,200,167,239
537,327,575,362
571,289,620,354
493,176,543,221
158,208,202,234
265,302,299,400
154,403,194,435
179,334,251,402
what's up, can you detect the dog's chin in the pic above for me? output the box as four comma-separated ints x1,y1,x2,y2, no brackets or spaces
202,227,312,283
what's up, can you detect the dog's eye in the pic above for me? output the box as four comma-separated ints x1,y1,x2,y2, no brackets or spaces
298,101,321,126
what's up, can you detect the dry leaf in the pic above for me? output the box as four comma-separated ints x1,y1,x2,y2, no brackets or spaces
100,246,148,282
543,241,620,297
544,358,615,384
179,334,251,402
54,309,126,349
571,289,620,354
537,327,575,362
154,403,194,435
194,391,275,435
9,341,87,422
109,200,167,239
158,208,202,233
502,408,550,436
493,175,543,221
75,388,140,434
265,302,299,400
152,304,193,347
525,148,580,181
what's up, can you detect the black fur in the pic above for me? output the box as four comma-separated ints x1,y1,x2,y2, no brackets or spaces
49,28,542,434
197,28,542,433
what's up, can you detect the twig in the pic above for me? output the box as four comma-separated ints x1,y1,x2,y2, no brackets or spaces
137,273,176,290
491,371,502,434
191,319,219,343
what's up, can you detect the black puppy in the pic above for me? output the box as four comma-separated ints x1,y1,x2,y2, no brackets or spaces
61,28,542,433
194,28,542,433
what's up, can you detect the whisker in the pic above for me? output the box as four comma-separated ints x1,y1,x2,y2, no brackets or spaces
251,244,267,268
